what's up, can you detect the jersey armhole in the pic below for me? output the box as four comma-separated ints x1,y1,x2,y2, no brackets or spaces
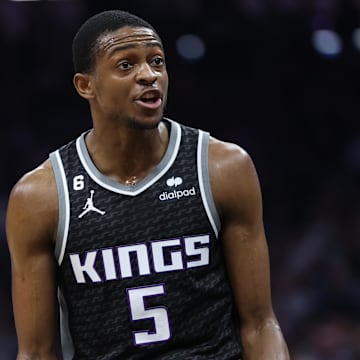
197,131,221,237
49,150,70,266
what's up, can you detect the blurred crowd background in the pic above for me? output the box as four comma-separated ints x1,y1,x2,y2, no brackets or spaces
1,0,360,359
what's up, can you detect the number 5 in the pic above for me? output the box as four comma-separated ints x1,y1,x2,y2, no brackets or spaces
127,284,171,345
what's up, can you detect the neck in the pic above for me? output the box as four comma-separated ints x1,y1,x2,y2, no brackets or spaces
85,120,169,184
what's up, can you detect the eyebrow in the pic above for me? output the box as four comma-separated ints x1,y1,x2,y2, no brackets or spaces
106,41,163,58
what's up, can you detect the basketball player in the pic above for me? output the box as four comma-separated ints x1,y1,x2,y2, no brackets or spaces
6,9,290,360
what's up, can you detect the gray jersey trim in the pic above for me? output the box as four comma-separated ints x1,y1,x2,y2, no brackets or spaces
197,131,221,237
76,119,181,196
58,287,74,359
50,151,74,358
49,150,70,266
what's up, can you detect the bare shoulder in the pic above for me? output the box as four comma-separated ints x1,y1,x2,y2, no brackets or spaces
8,159,57,206
208,136,262,219
6,159,59,248
208,136,254,172
208,136,259,190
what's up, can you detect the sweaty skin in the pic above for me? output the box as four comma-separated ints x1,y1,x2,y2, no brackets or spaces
6,24,290,360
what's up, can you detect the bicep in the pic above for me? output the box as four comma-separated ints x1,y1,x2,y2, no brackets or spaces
211,144,274,326
11,248,59,354
6,172,60,357
221,221,273,325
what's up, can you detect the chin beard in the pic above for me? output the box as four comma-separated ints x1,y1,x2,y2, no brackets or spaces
126,115,163,130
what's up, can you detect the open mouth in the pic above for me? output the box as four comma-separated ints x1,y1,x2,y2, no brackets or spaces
135,90,162,109
140,95,159,103
136,96,162,109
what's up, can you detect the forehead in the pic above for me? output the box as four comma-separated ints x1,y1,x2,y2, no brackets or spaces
97,26,163,53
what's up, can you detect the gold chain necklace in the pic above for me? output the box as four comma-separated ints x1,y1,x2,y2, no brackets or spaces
124,176,138,186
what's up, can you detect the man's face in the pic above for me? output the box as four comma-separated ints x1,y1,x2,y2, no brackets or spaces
90,26,169,129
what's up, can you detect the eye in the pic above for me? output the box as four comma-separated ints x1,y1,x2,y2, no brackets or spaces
117,61,133,70
151,56,165,67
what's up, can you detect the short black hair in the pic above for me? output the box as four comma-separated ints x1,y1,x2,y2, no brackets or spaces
72,10,158,73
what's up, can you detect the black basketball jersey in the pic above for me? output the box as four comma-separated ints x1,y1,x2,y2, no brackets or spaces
50,118,242,360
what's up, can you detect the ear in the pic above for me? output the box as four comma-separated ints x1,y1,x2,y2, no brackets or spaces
73,73,94,100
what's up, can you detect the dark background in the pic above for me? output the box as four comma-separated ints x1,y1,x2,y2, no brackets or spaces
1,0,360,358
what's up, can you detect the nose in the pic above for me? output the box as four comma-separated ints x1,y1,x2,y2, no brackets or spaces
136,62,157,86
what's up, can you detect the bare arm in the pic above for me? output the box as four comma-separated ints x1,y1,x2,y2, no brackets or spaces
209,139,290,360
6,161,61,359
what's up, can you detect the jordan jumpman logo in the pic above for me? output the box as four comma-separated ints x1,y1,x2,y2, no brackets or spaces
78,190,106,218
